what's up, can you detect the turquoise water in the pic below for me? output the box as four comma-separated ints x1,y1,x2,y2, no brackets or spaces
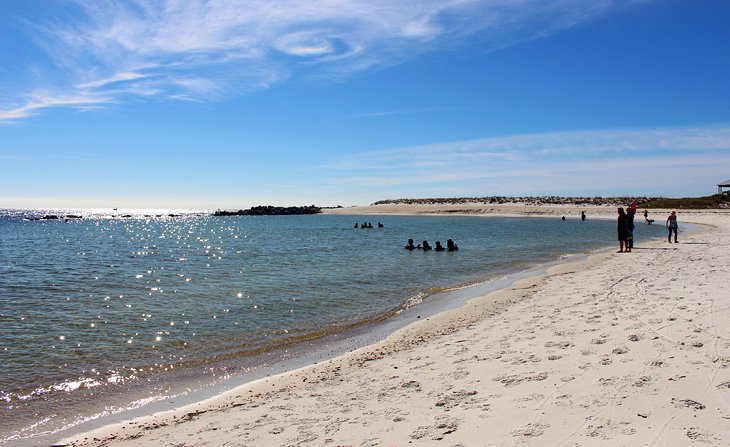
0,209,666,443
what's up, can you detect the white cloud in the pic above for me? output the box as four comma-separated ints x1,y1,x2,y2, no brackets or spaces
2,0,648,122
274,31,338,57
0,93,111,121
333,125,730,169
326,125,730,197
76,71,148,89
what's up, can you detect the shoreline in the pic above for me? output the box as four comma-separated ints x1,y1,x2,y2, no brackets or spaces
324,202,713,219
53,255,585,446
56,206,730,446
2,210,618,446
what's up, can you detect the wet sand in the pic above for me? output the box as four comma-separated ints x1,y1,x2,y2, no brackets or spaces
59,206,730,446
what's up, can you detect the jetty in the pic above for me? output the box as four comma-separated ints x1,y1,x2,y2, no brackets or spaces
213,205,322,216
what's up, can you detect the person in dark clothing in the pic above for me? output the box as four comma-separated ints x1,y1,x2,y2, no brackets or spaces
434,241,445,251
617,207,630,253
421,240,432,251
405,239,416,250
447,239,459,251
666,211,679,243
627,206,636,249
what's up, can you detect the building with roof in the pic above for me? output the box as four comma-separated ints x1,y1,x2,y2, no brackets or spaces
719,179,730,195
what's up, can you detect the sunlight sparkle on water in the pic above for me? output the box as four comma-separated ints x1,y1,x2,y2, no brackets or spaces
2,210,655,441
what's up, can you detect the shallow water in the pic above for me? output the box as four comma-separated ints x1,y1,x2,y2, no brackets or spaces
0,209,666,443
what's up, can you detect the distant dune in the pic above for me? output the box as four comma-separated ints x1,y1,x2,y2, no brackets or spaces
372,194,730,209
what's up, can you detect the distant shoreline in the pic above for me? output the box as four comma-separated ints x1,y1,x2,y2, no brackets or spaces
368,194,730,209
324,194,730,218
4,193,728,220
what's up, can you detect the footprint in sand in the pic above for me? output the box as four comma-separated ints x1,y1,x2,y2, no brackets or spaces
687,427,717,443
544,340,574,349
434,389,479,409
672,398,706,410
401,380,422,391
410,417,460,441
511,422,550,437
493,372,548,386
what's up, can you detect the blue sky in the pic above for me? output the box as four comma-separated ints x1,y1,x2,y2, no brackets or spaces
1,0,729,209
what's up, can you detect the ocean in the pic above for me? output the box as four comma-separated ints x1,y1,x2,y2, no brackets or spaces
0,209,666,444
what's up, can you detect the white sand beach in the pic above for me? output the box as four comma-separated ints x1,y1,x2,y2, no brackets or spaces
61,206,730,446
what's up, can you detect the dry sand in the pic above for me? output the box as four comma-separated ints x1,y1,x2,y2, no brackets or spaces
61,206,730,446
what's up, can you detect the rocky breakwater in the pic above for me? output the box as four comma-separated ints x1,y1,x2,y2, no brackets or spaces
213,205,322,216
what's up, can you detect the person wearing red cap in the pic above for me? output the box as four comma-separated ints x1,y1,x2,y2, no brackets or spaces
626,202,637,249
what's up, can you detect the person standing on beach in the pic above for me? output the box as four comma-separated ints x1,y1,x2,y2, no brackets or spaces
627,206,636,249
617,207,630,252
666,211,679,243
581,211,586,221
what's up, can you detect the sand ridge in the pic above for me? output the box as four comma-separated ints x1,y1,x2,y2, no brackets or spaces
60,208,730,446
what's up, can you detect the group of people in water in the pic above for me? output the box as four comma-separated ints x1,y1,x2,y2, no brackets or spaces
562,211,588,221
405,238,458,251
355,222,383,228
352,221,457,251
616,203,679,252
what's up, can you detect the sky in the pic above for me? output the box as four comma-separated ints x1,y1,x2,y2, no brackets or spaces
1,0,729,209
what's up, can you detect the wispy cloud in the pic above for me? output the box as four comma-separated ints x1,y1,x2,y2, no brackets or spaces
1,0,647,122
0,92,112,122
326,125,730,196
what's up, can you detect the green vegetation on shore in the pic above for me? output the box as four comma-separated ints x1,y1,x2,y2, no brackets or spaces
373,194,730,209
638,195,730,209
